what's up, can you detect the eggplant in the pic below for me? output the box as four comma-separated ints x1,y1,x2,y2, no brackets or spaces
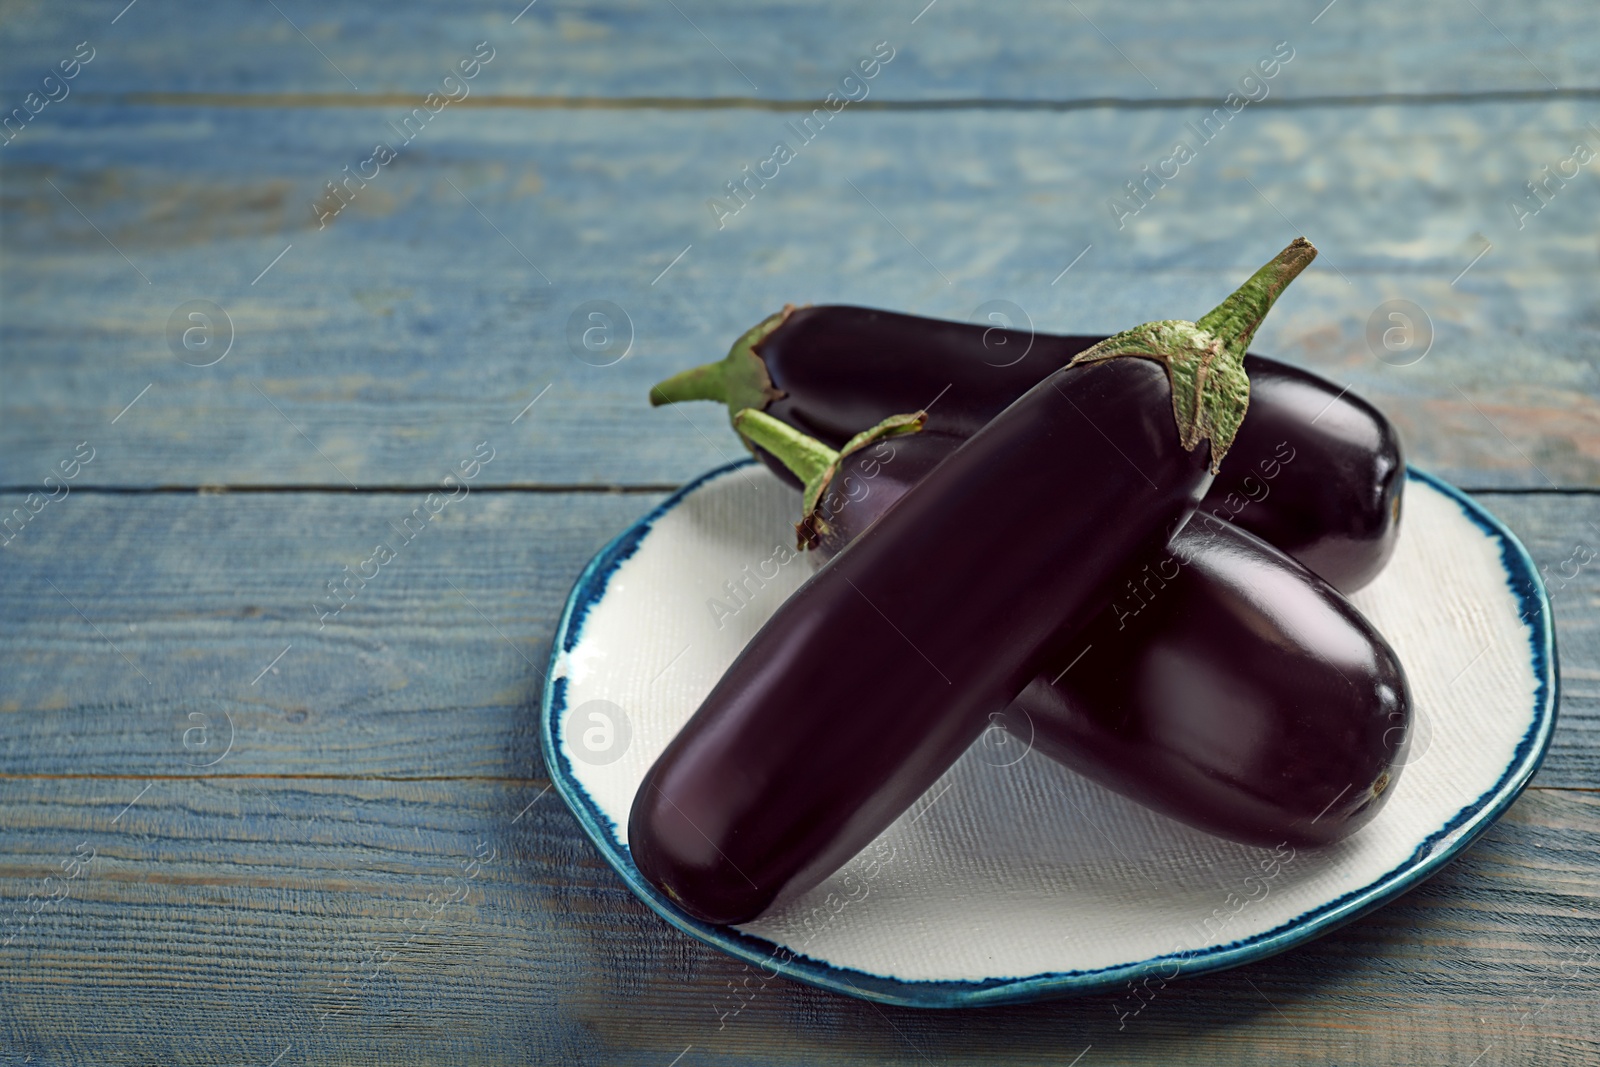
1198,359,1403,591
629,241,1316,925
651,302,1403,593
735,411,1411,848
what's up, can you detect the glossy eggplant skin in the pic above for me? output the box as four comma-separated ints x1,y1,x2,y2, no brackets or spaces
1009,521,1410,847
762,306,1103,442
629,359,1212,925
805,430,1412,848
754,307,1403,592
1198,359,1404,592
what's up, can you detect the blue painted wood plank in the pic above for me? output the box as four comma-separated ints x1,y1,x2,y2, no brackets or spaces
0,4,1595,1063
0,489,1595,785
2,103,1598,489
0,0,1594,101
0,488,660,779
0,778,1594,1065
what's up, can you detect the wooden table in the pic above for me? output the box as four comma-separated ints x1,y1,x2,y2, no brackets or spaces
2,2,1597,1063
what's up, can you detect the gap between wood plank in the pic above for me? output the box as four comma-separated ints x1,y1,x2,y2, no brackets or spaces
3,485,1596,496
0,484,682,495
0,772,1586,792
78,86,1600,112
0,772,551,783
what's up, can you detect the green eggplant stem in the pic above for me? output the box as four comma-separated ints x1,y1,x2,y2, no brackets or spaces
733,408,926,549
732,408,838,489
648,306,793,417
1067,237,1317,473
1196,236,1318,357
647,361,729,405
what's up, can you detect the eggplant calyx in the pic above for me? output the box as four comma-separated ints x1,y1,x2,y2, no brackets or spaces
647,305,794,420
733,407,926,549
1067,238,1317,473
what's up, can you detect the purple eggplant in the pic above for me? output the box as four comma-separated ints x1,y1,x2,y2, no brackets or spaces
735,411,1410,848
629,241,1317,925
650,303,1402,593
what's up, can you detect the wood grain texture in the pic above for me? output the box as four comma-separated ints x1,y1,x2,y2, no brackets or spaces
3,103,1599,489
1,490,1596,785
0,489,662,780
2,1,1597,1060
0,778,1595,1066
0,0,1596,101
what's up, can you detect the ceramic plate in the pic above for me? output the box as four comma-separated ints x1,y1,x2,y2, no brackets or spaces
541,462,1557,1008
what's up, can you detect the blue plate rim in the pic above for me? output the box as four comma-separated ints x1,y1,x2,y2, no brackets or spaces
539,461,1559,1009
